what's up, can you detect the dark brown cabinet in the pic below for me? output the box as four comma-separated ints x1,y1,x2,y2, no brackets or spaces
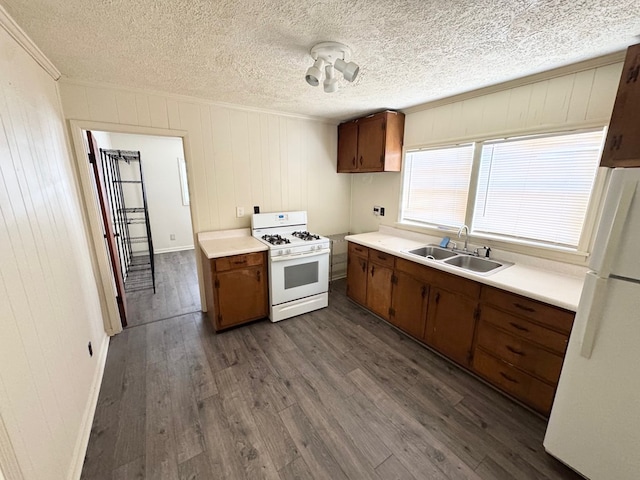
337,111,405,173
389,270,429,338
201,251,268,332
345,241,576,415
472,286,574,415
366,249,395,320
601,43,640,167
423,272,481,367
346,242,368,305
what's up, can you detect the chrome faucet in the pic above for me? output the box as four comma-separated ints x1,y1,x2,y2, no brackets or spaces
457,224,469,252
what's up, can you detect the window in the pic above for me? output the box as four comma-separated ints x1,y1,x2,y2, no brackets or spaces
401,128,606,252
402,144,474,228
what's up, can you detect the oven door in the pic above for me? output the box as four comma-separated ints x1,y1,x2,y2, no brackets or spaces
269,250,329,305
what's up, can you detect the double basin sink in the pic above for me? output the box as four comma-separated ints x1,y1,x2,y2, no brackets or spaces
404,245,512,276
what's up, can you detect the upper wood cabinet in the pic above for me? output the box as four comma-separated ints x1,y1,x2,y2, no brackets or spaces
601,43,640,167
337,110,405,173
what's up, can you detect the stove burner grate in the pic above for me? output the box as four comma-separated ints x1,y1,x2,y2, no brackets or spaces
292,231,321,241
262,234,290,245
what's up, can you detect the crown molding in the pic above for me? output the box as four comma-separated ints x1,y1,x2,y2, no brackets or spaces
0,4,60,80
59,77,339,125
402,50,626,115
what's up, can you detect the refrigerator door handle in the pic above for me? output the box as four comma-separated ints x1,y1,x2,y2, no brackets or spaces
578,272,608,358
590,176,637,277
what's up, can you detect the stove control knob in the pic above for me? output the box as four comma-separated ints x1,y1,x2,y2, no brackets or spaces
286,248,292,254
278,249,283,255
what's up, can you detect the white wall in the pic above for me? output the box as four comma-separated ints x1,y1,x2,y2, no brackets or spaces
59,82,352,237
350,60,623,234
100,133,193,253
0,21,108,480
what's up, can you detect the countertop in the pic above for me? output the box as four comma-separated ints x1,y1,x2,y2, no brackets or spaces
345,231,585,311
198,228,268,259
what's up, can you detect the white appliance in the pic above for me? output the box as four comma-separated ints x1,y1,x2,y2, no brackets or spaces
251,211,330,322
544,167,640,479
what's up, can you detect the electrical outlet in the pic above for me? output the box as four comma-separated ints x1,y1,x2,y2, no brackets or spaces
380,207,385,216
170,233,176,241
236,206,244,217
373,205,380,216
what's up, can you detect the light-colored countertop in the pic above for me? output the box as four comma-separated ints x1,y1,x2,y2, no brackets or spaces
198,228,267,259
345,230,585,312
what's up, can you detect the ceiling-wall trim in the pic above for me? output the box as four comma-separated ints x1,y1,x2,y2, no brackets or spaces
402,50,626,115
60,77,339,125
0,4,60,81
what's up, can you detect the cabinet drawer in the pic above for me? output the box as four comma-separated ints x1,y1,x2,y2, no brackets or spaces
348,242,369,259
473,349,556,415
481,287,574,333
480,305,569,354
215,252,264,272
476,320,564,384
369,248,395,268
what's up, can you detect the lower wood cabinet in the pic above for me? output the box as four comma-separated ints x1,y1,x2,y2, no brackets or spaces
345,241,576,416
346,243,368,305
389,270,429,338
472,287,574,415
366,249,395,320
201,250,268,332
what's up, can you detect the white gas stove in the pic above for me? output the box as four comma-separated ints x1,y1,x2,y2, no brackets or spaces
252,211,330,322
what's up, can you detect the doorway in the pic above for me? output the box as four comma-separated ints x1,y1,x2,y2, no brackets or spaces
87,130,200,329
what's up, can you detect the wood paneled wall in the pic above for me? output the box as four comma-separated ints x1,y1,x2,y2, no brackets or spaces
0,27,108,480
59,82,352,237
350,61,623,234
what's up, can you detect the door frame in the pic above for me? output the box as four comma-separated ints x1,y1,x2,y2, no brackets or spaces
68,120,199,335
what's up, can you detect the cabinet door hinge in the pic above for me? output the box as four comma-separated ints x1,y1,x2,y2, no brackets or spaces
214,279,220,289
88,152,96,164
388,307,395,317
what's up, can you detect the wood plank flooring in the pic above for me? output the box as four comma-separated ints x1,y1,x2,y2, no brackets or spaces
125,250,201,327
82,278,583,479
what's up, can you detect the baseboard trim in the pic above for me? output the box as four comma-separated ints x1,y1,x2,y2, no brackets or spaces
68,333,110,480
154,246,194,254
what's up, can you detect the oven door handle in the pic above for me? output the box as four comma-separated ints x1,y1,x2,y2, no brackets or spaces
271,249,330,262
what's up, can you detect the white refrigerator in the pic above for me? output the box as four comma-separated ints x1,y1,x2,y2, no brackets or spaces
544,167,640,479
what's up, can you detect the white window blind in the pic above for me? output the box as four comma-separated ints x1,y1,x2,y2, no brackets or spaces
472,130,605,248
402,144,474,228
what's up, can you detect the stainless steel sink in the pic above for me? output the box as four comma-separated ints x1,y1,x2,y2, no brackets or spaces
443,255,509,274
406,246,457,260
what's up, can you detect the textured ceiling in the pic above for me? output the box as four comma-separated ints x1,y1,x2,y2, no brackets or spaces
3,0,640,120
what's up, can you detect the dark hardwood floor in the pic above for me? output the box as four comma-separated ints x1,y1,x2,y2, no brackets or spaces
125,250,201,328
82,275,583,479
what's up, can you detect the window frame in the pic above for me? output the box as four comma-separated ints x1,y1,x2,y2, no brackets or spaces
398,127,608,264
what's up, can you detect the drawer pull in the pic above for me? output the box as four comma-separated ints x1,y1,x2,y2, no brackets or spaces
513,303,535,313
506,345,525,356
371,265,375,276
233,260,247,265
500,372,519,383
509,322,529,332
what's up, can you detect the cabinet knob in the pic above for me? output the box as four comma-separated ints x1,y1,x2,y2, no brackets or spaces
626,64,639,83
359,156,363,166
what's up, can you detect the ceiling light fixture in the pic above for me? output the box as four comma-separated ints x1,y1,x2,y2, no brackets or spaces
305,41,359,93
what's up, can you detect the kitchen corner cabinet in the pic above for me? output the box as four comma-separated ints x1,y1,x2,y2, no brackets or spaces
600,43,640,167
337,111,405,173
201,251,268,332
